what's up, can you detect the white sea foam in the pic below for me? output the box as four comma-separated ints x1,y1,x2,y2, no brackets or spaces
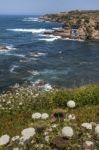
40,34,84,42
40,34,58,38
28,70,40,76
30,52,46,57
10,65,19,73
7,28,53,34
6,53,25,58
6,45,16,50
20,57,38,63
64,38,84,42
23,17,41,22
53,27,62,30
23,17,39,22
31,79,52,91
39,36,61,42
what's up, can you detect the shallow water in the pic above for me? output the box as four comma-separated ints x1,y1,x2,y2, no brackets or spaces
0,15,99,90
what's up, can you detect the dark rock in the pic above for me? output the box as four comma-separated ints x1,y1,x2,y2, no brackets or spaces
33,122,47,133
0,45,8,51
51,108,65,122
52,136,67,149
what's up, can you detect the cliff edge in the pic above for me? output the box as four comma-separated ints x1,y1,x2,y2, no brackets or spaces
40,10,99,41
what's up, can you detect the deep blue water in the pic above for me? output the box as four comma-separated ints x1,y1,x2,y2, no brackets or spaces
0,15,99,90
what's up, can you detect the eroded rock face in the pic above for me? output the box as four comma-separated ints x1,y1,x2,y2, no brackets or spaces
42,11,99,41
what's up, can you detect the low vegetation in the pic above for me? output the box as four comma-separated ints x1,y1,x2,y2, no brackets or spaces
0,84,99,149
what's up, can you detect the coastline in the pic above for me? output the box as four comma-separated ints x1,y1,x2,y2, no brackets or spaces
40,10,99,42
0,14,99,149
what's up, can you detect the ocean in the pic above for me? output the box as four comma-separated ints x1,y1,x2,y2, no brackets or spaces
0,15,99,90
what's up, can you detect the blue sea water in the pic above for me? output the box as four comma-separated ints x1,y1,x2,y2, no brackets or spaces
0,15,99,90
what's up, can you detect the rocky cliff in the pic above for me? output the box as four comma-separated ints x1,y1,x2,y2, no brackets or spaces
40,10,99,41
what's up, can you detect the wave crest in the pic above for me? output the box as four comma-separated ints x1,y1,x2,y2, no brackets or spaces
39,35,61,42
23,17,40,22
7,28,53,34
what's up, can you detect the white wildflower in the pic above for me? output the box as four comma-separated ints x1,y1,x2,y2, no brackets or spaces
0,134,10,146
81,123,92,130
7,101,11,105
62,126,74,138
45,136,49,142
41,113,49,119
32,112,41,119
67,100,76,108
12,136,20,142
21,128,35,140
35,144,44,148
32,94,39,98
44,131,49,136
68,114,76,120
52,124,58,128
19,102,23,106
85,141,94,147
95,124,99,135
13,148,19,150
2,99,6,103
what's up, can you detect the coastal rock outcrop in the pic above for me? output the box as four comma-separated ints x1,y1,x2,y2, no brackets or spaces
41,10,99,41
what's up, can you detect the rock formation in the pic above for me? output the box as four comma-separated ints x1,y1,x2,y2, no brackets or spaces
41,10,99,41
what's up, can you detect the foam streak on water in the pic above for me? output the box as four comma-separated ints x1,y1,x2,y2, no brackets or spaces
7,28,53,34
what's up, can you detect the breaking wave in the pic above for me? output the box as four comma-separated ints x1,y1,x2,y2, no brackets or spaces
39,35,61,42
10,65,19,73
0,45,16,53
64,38,84,42
28,70,40,76
6,53,25,58
7,28,53,34
29,52,47,57
23,17,41,22
31,79,52,91
53,27,62,30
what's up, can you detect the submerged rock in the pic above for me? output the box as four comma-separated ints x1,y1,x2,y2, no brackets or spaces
0,45,8,51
